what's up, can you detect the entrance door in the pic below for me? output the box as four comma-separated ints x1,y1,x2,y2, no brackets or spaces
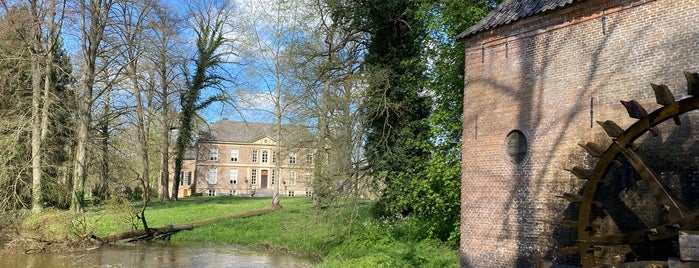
183,188,189,197
260,170,268,189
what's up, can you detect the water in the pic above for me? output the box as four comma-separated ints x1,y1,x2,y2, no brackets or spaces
0,242,312,268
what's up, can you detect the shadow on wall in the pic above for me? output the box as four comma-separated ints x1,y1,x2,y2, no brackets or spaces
463,6,699,266
509,15,623,268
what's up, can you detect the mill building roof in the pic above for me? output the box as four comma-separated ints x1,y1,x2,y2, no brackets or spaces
456,0,581,40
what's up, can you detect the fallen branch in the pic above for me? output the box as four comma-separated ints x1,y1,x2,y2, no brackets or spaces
99,207,278,243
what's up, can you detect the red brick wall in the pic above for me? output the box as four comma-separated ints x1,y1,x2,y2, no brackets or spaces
460,0,699,266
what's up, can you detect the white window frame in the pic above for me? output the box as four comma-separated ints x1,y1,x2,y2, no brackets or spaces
230,149,239,162
290,170,296,185
252,150,258,163
209,148,218,161
261,150,269,163
208,168,217,184
230,169,238,184
289,152,296,164
181,171,191,186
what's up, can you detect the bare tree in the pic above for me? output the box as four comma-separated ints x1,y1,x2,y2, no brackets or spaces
238,0,310,208
149,2,184,202
72,0,114,211
293,0,370,208
111,0,155,227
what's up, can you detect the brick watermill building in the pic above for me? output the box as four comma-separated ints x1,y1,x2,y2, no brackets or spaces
457,0,699,267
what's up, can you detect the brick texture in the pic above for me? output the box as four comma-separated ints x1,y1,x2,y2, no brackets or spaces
460,0,699,267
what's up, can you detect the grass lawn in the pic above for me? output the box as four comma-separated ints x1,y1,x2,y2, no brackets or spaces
15,196,459,267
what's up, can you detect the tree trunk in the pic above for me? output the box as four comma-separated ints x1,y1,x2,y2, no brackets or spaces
159,52,170,201
130,64,150,203
30,52,43,214
72,88,90,211
100,87,111,200
313,81,330,209
160,119,170,201
171,118,188,201
29,0,58,214
272,83,282,209
158,51,171,201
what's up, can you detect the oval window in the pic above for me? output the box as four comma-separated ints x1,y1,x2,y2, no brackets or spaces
506,130,527,164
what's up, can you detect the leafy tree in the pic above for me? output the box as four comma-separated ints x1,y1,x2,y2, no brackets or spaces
0,5,34,210
0,3,74,211
353,0,495,246
357,0,431,217
411,0,495,246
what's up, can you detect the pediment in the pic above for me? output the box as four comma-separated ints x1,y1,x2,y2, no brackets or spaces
252,136,276,145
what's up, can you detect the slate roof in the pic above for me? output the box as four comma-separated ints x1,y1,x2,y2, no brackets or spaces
456,0,581,40
201,120,314,145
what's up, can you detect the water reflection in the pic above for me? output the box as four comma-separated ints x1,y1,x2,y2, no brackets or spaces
0,242,311,268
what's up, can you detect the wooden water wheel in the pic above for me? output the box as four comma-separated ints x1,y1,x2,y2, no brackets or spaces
560,72,699,267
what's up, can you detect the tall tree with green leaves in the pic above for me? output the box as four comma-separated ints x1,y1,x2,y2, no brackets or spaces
352,0,495,246
0,4,35,211
357,0,432,217
407,0,495,246
171,0,232,200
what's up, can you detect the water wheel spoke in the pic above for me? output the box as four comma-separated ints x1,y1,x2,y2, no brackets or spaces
584,212,699,247
614,142,688,221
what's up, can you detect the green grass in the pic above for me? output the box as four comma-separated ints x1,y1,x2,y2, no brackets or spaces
164,196,459,267
16,196,459,267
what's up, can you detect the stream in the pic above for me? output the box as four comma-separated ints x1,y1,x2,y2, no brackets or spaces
0,241,312,268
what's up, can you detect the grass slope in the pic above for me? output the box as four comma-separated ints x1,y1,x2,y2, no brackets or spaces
15,196,459,267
